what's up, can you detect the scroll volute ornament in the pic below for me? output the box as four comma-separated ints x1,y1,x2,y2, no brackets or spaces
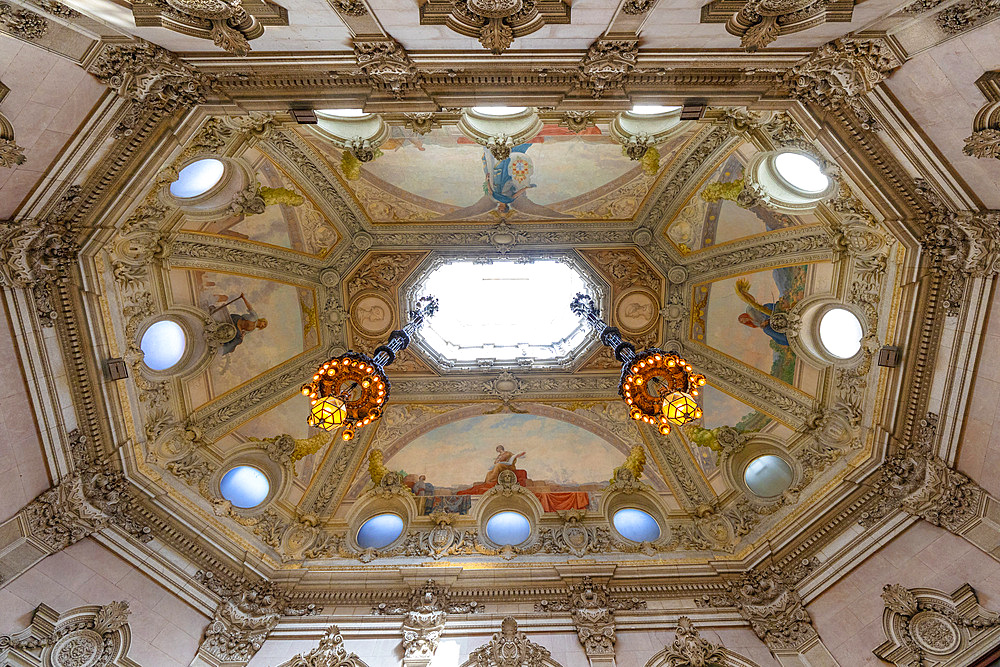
702,0,856,51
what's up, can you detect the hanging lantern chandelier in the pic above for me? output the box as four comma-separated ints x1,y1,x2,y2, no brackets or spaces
302,296,438,441
570,293,705,435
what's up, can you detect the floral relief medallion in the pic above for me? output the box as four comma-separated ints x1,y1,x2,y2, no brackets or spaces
910,611,961,655
51,631,103,667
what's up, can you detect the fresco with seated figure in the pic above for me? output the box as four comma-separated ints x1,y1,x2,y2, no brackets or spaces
666,143,821,254
346,413,672,515
171,268,320,408
301,123,697,224
180,147,339,257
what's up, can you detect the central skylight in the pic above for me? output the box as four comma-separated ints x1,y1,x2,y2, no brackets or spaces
416,259,593,367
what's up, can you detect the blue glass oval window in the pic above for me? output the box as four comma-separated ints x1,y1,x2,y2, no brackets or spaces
744,454,794,497
140,320,186,371
613,508,661,543
357,513,405,549
169,158,225,198
485,511,531,546
219,465,270,508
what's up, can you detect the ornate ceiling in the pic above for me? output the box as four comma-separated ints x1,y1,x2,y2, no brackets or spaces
2,0,1000,664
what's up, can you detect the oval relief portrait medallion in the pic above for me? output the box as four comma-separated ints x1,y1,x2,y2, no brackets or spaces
615,289,658,334
350,293,395,337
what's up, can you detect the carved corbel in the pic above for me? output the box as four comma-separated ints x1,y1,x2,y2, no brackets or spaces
914,180,1000,317
697,559,822,654
782,36,902,132
0,2,47,41
130,0,287,56
467,617,554,667
700,0,855,51
372,580,484,666
578,38,638,98
859,414,1000,557
0,110,25,168
964,71,1000,160
535,576,646,658
278,626,368,667
354,38,420,100
85,40,217,138
418,0,571,55
194,571,317,666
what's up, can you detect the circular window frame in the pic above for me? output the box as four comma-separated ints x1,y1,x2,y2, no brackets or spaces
745,148,837,214
164,157,233,204
214,453,282,514
484,510,533,547
219,464,272,509
791,297,869,368
355,512,408,551
726,440,798,503
611,506,663,544
742,454,795,499
137,315,196,376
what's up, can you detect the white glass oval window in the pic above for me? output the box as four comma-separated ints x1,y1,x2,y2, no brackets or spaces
612,508,661,543
169,158,225,199
140,320,186,371
630,105,681,115
485,511,531,546
471,106,528,116
819,308,864,359
219,465,270,508
744,455,794,497
773,152,829,193
356,513,405,549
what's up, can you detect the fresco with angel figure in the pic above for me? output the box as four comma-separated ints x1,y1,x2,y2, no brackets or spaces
346,413,672,515
693,262,833,396
301,122,696,223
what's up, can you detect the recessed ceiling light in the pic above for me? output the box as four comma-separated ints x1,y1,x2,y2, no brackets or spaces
169,158,225,199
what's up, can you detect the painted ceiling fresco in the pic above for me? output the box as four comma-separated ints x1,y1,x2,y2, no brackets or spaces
300,122,698,224
693,262,833,397
665,141,822,254
343,413,672,516
170,268,319,408
180,147,339,256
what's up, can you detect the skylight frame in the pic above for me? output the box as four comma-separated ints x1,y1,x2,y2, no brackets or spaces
403,252,608,371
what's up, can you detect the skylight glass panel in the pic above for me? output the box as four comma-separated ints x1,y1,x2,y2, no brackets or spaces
417,259,591,364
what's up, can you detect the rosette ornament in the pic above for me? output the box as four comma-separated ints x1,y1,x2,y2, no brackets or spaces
302,296,438,441
571,293,706,434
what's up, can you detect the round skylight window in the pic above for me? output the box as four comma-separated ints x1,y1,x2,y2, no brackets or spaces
140,320,186,371
169,158,225,199
356,513,405,549
319,108,368,118
485,511,531,546
630,105,681,115
819,308,864,359
744,455,794,497
471,106,528,116
219,465,270,508
415,259,593,366
773,152,830,193
612,508,661,543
